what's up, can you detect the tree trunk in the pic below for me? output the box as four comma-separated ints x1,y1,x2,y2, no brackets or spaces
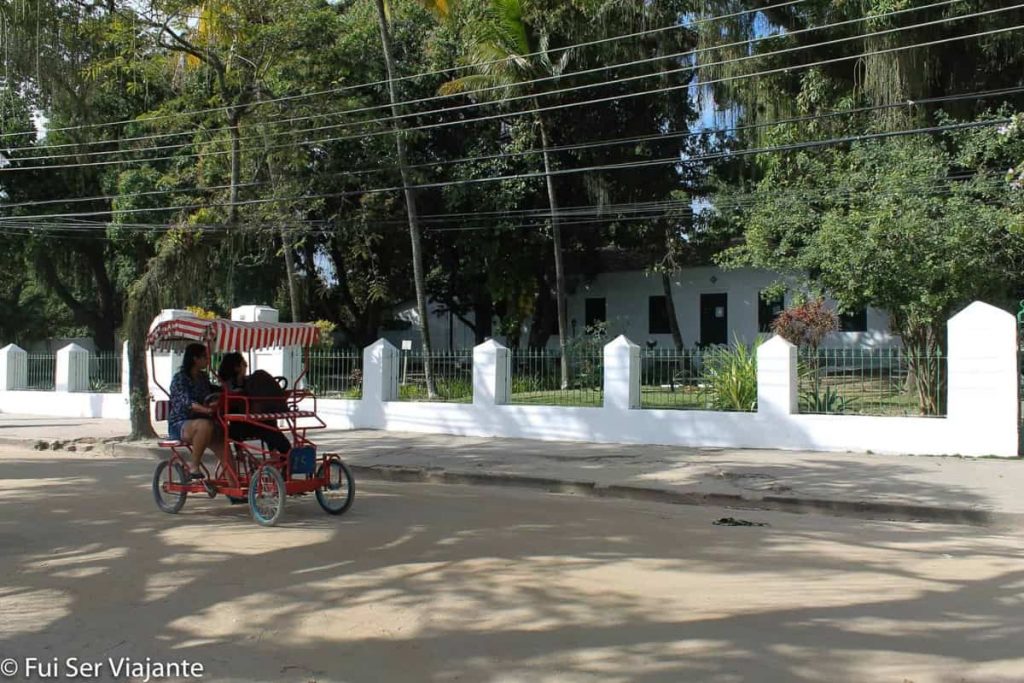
126,291,157,440
661,271,684,352
123,234,208,440
536,113,569,389
374,0,436,398
86,243,120,351
902,322,946,416
303,239,318,317
281,228,302,321
228,107,242,224
254,90,303,323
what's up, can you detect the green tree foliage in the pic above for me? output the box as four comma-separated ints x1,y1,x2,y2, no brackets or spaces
3,0,1024,435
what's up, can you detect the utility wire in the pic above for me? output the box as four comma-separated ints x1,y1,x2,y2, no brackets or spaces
0,0,807,140
0,118,1008,222
0,175,1010,241
3,85,1018,212
5,18,1020,174
4,0,966,157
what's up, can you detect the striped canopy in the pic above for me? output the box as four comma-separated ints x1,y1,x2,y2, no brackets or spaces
147,318,319,352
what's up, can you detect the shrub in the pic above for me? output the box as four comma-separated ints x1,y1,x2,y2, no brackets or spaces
800,383,858,414
704,336,760,411
770,298,838,350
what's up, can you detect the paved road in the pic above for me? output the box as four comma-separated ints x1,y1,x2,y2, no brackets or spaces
1,447,1022,683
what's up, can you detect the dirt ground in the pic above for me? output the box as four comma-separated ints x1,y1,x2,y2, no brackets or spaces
1,447,1023,682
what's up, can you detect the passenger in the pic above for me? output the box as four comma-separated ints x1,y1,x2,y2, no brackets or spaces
217,352,291,455
168,343,226,488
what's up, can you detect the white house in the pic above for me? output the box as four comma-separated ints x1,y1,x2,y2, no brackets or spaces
384,265,897,350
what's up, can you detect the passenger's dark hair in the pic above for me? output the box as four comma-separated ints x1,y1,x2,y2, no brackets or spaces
217,352,245,383
181,343,208,375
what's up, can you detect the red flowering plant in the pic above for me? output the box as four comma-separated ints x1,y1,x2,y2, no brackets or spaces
771,298,842,411
770,297,838,352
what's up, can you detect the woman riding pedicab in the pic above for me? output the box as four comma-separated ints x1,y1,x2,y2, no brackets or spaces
149,316,354,526
216,352,291,455
167,343,225,495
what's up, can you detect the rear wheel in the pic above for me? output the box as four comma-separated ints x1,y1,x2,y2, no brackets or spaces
152,460,188,514
248,465,286,527
315,457,355,515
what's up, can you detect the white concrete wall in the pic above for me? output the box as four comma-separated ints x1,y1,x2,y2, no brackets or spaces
315,302,1018,458
386,266,897,351
0,342,129,419
1,301,1014,457
0,391,129,419
316,399,993,456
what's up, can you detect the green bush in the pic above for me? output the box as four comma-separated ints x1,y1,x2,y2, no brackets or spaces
704,337,760,412
800,385,858,414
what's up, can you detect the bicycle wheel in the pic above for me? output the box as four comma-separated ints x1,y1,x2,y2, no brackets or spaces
248,465,286,527
315,457,355,516
152,460,188,514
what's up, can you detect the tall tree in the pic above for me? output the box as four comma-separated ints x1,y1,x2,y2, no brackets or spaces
373,0,438,397
441,0,575,386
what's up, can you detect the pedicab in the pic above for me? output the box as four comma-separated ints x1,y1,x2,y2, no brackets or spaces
147,317,354,526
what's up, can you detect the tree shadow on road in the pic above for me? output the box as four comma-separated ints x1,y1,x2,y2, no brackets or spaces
1,454,1022,682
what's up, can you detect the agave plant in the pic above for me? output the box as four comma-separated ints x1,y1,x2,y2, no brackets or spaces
800,385,859,415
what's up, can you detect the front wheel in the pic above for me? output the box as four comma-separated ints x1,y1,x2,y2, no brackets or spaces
153,460,188,514
315,457,355,516
248,465,286,527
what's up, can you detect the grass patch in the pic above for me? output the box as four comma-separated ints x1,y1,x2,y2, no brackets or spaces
640,385,717,410
508,388,603,407
398,377,473,403
799,375,929,416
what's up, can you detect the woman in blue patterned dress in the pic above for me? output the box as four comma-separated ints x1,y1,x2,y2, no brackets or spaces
168,343,226,483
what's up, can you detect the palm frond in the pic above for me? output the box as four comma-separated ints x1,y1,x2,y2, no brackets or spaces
490,0,531,57
439,73,510,99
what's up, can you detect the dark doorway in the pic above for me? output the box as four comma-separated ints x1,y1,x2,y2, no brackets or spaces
700,293,728,346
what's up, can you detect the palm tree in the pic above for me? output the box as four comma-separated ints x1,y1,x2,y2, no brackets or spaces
440,0,573,388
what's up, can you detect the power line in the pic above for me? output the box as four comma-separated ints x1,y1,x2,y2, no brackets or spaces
0,174,1010,241
5,0,967,158
0,0,807,141
0,118,1009,223
3,84,1020,212
5,17,1020,174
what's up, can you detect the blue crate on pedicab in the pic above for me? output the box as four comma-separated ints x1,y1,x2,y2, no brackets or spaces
289,446,317,476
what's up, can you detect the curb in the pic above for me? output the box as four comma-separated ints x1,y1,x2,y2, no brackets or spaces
2,437,1010,527
351,464,1006,527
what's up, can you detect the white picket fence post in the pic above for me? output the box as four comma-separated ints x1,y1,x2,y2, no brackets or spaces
56,343,89,393
0,344,27,390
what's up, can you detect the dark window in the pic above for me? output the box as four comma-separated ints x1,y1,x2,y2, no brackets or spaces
649,296,671,334
839,308,868,332
758,292,785,333
584,298,606,329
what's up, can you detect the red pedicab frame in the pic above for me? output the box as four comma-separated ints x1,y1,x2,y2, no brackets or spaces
147,317,354,525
